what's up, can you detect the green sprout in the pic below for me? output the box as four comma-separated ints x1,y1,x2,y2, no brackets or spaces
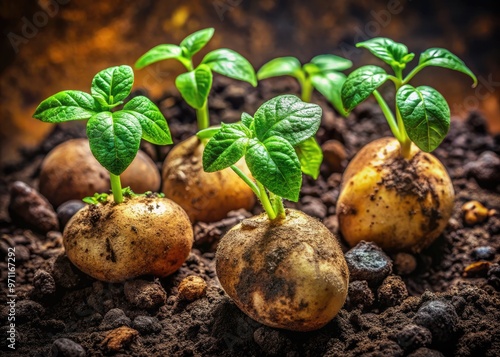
201,95,322,220
135,28,257,130
33,65,172,204
341,37,477,158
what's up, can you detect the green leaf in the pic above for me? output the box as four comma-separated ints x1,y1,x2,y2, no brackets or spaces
134,44,184,69
91,65,134,106
257,57,302,80
201,49,257,86
396,85,450,152
246,136,302,201
175,64,213,109
310,54,353,72
253,95,322,146
357,38,413,69
123,96,172,145
203,123,251,172
87,111,142,175
295,137,323,179
33,90,97,123
418,48,477,86
197,126,220,140
241,112,254,128
341,65,388,112
311,72,348,116
180,28,214,57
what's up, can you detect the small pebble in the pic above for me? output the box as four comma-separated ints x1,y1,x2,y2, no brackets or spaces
101,326,138,352
345,241,393,286
8,181,59,233
322,140,347,173
133,316,162,335
99,308,131,330
57,200,86,230
51,338,85,357
471,246,496,261
461,200,489,225
377,275,408,308
393,253,417,275
178,276,207,301
414,300,458,343
32,269,56,298
487,264,500,290
124,280,167,310
463,261,492,277
464,151,500,187
396,324,432,350
347,280,374,309
408,347,444,357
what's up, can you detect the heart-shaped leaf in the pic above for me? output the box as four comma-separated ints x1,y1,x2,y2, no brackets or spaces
91,65,134,106
257,57,302,80
87,111,142,175
203,123,251,172
33,90,97,122
357,38,414,69
295,137,323,179
396,85,450,152
310,54,353,72
341,65,388,112
418,48,477,86
253,95,322,146
135,44,184,69
180,28,214,58
246,136,302,201
123,96,172,145
175,64,213,109
201,48,257,86
311,71,348,116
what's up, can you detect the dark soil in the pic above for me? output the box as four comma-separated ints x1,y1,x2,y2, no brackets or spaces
1,76,500,356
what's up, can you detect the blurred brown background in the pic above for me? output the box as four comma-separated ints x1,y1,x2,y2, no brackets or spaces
1,0,499,165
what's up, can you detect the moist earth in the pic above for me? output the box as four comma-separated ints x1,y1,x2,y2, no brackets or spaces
0,76,499,356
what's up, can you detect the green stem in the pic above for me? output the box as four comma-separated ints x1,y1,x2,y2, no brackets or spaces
231,165,259,197
256,181,277,220
196,101,210,130
402,64,425,85
269,192,286,219
373,90,402,142
110,173,123,204
301,77,313,103
396,107,412,159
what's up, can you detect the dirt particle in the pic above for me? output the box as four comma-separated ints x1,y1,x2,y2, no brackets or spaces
178,276,207,301
101,326,138,352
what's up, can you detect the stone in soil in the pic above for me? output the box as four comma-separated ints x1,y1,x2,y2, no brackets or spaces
345,241,393,286
413,300,458,344
393,252,417,275
178,275,207,301
51,338,86,357
471,245,496,261
133,315,162,335
347,280,374,310
101,326,139,352
99,308,132,330
396,323,432,351
123,279,167,310
57,199,86,229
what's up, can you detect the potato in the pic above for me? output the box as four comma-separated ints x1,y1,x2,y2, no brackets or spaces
216,209,349,331
337,137,454,253
162,136,255,222
39,139,160,207
63,196,193,282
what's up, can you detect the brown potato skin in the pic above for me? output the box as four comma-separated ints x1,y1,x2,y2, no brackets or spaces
63,196,193,282
337,137,455,253
39,139,160,207
216,209,349,332
162,136,255,222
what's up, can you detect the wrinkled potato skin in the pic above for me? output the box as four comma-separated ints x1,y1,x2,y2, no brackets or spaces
64,196,193,282
39,139,160,207
216,209,349,331
337,137,454,253
162,136,255,222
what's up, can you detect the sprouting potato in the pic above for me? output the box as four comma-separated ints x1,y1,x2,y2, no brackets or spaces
216,209,349,332
64,195,193,282
337,137,454,253
39,139,160,207
162,136,255,222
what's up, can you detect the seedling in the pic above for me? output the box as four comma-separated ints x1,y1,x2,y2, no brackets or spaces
341,37,477,158
32,65,193,282
203,95,349,331
337,38,477,252
135,28,257,130
33,65,172,204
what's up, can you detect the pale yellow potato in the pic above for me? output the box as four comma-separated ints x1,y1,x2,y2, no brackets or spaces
162,136,255,222
39,138,160,207
63,196,193,282
337,137,454,253
216,209,349,331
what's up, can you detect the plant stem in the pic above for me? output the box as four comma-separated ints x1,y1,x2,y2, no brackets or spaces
269,192,286,219
231,165,259,196
301,77,313,103
109,173,123,204
196,101,210,130
257,181,277,220
373,90,402,142
402,64,425,85
396,107,412,159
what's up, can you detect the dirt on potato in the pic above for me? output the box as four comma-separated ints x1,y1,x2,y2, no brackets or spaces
0,77,499,356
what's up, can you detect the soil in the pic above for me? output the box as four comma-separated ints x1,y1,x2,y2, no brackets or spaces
1,76,500,356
